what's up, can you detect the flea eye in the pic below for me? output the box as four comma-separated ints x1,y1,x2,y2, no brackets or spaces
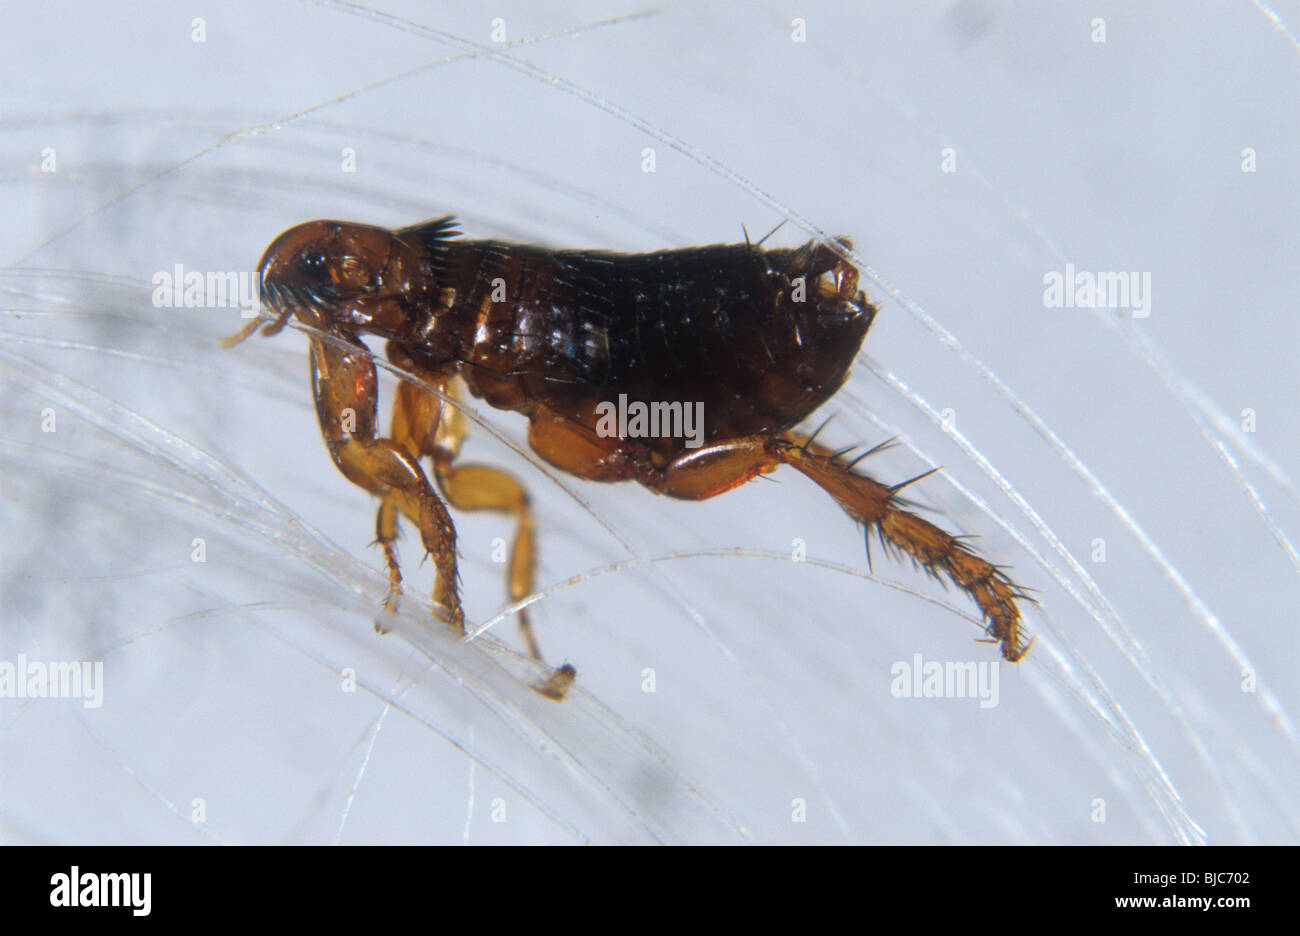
296,251,329,280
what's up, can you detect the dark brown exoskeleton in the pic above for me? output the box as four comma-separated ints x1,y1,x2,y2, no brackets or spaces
228,216,1032,699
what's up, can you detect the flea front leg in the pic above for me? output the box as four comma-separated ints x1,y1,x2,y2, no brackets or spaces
309,336,464,632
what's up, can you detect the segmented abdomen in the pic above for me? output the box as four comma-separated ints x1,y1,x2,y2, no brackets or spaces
441,239,875,452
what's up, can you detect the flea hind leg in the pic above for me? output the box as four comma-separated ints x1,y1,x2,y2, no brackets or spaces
646,433,1032,661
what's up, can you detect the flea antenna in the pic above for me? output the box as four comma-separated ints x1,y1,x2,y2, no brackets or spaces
221,317,264,349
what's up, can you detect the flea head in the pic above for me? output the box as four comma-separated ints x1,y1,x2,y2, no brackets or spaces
226,220,423,347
